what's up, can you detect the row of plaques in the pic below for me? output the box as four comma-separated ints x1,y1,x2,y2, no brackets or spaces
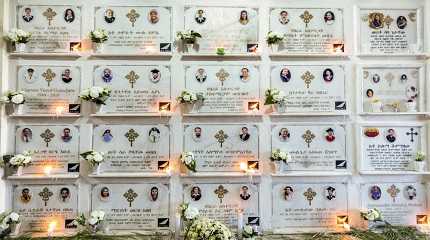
12,182,427,233
14,64,427,115
15,5,422,54
14,123,426,175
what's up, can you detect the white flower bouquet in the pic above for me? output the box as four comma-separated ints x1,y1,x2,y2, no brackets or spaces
185,217,234,240
176,30,202,44
264,88,286,105
360,208,382,222
415,151,426,162
266,31,284,45
180,152,196,172
73,210,105,233
242,224,259,238
270,149,289,163
4,29,31,44
79,87,111,105
1,91,25,105
80,150,104,167
8,151,32,168
89,29,108,43
179,203,199,221
0,211,20,237
177,90,204,104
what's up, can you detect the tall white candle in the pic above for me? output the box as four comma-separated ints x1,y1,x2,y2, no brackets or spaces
175,213,181,238
237,209,244,239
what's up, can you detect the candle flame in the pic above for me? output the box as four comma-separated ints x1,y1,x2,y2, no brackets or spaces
55,106,64,116
240,162,247,172
47,221,57,234
44,166,52,176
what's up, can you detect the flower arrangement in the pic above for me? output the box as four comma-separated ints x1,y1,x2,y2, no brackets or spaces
79,87,111,105
270,149,289,163
0,211,20,237
4,29,31,44
73,210,105,233
242,224,259,239
360,208,382,222
266,31,284,45
415,151,425,162
89,29,108,43
179,203,199,221
80,150,104,167
264,88,286,105
177,90,205,104
8,151,32,168
216,47,226,55
176,30,202,44
180,152,196,172
1,91,25,105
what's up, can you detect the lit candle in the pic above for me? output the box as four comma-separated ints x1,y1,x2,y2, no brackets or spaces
175,213,181,239
343,222,350,231
55,106,64,117
237,209,244,239
47,221,56,238
44,166,52,176
240,162,247,172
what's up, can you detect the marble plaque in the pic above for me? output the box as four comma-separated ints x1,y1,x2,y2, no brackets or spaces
185,64,260,113
269,8,344,54
93,125,170,173
272,124,347,171
358,8,422,54
360,125,424,171
17,5,82,53
13,184,78,232
93,65,171,113
184,183,259,229
270,65,346,113
361,182,427,225
94,6,172,54
184,6,259,54
272,183,348,228
183,124,259,172
15,125,80,174
360,65,424,113
91,184,169,230
17,65,81,114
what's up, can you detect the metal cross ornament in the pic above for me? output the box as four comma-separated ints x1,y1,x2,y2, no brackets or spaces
303,188,316,206
43,8,57,26
40,129,55,147
387,184,400,203
216,69,229,86
302,130,315,148
214,185,228,203
123,188,138,207
384,15,394,29
214,130,228,148
38,187,53,206
42,69,56,87
125,129,139,147
126,9,140,27
301,71,314,89
406,128,418,142
125,70,139,88
300,10,313,27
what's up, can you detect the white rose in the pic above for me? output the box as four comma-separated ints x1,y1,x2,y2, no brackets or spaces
184,206,199,220
86,154,94,161
93,152,103,162
9,156,20,166
184,155,193,165
279,151,287,160
243,225,253,235
183,95,191,102
22,156,31,164
1,96,10,103
191,94,197,101
91,210,105,220
89,88,100,98
11,94,24,104
80,89,90,97
9,212,19,222
367,209,381,221
88,217,98,225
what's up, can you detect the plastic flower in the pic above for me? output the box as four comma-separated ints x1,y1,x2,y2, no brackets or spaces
184,206,199,220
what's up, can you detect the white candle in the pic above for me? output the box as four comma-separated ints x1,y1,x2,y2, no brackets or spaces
237,209,244,239
175,213,181,238
47,221,56,238
44,166,52,176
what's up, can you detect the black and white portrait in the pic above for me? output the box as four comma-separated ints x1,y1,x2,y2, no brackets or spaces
239,127,250,142
279,10,289,25
150,186,159,201
20,188,32,203
102,68,113,83
61,128,72,142
239,10,249,25
195,68,207,83
104,9,115,23
24,68,37,83
148,127,160,143
240,67,250,82
149,68,161,83
191,186,201,201
278,128,290,142
59,187,71,202
280,67,291,82
405,185,416,200
100,187,110,201
62,69,73,83
385,128,396,143
22,7,34,22
193,127,202,142
372,73,381,83
397,16,407,29
284,186,293,201
323,68,334,82
64,8,75,23
325,186,336,200
195,9,206,24
240,185,251,200
324,11,335,25
21,128,32,143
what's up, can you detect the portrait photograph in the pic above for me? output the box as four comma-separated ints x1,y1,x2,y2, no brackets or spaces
22,7,34,23
405,185,416,200
195,9,206,24
370,185,382,200
385,128,396,143
148,127,160,143
280,67,291,82
279,10,289,25
324,11,335,25
192,126,202,142
149,68,161,83
239,127,250,142
104,9,115,23
397,16,407,29
59,187,71,202
323,68,334,82
150,186,159,201
20,188,32,203
240,185,251,200
148,9,159,24
278,128,290,142
102,129,113,143
239,10,249,25
191,186,202,201
102,68,113,83
24,68,37,84
64,8,75,23
195,68,207,83
61,128,72,142
21,128,32,143
240,67,250,82
61,68,73,83
369,12,384,29
100,187,110,201
284,186,293,201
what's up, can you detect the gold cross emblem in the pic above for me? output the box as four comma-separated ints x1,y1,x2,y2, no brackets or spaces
300,10,313,27
42,69,56,87
43,8,57,26
216,69,229,86
214,185,228,203
125,70,139,88
40,129,55,147
387,184,400,203
125,129,139,147
384,72,394,87
123,188,138,207
214,130,228,148
301,71,314,89
302,130,315,148
126,9,140,27
38,187,53,206
303,187,316,206
384,15,393,29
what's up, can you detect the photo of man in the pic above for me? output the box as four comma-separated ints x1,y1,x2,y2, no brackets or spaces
325,186,336,200
104,9,115,23
239,127,250,142
60,187,71,202
279,10,289,25
195,68,207,83
385,128,396,143
240,186,251,200
150,186,159,201
22,7,34,22
191,186,201,201
325,128,335,142
240,67,250,82
64,8,75,23
61,128,72,142
193,127,202,142
62,69,73,83
148,127,160,143
24,68,37,83
149,69,161,83
195,9,206,24
278,128,290,142
21,128,32,143
148,9,159,24
20,188,32,203
102,68,113,83
280,68,291,82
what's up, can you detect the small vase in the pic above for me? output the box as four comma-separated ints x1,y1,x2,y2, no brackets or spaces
371,102,383,113
13,104,24,115
415,161,426,172
406,101,417,112
181,103,194,114
14,43,26,53
273,161,284,173
94,164,101,175
270,43,279,53
186,43,195,53
16,166,23,176
94,42,105,53
95,104,105,113
10,223,21,236
273,103,286,113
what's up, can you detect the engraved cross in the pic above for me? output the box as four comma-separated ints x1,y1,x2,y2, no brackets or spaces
40,129,55,147
125,70,139,89
43,8,57,26
301,71,314,89
126,9,140,27
125,129,139,147
123,188,138,207
406,128,418,142
214,130,228,148
216,69,229,86
302,130,315,148
214,185,228,204
300,10,313,27
42,69,56,87
387,184,400,203
303,187,316,206
38,187,53,206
